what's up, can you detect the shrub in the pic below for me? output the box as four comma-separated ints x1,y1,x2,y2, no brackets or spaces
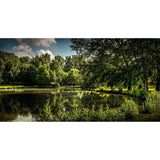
120,100,139,120
142,91,160,114
46,105,125,121
132,89,146,99
105,108,125,121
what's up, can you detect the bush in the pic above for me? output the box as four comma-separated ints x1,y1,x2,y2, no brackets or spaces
132,89,146,99
41,105,125,121
105,108,125,121
142,91,160,114
120,100,139,120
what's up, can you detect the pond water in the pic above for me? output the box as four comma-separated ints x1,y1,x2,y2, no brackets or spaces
0,88,141,121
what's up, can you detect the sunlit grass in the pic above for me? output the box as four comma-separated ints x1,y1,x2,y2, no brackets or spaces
148,86,155,91
95,86,156,92
0,85,25,89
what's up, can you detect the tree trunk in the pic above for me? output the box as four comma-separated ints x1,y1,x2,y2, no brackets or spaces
128,79,132,90
156,77,160,91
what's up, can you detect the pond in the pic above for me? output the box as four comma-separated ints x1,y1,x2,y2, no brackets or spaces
0,88,142,121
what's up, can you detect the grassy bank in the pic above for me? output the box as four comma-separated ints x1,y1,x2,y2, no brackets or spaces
0,85,33,89
93,86,156,99
0,84,80,90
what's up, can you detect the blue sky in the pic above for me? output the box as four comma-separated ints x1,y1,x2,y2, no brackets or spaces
0,38,76,58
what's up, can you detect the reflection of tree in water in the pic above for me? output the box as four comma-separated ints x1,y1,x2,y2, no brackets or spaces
0,92,84,121
0,107,19,121
0,91,134,121
0,95,20,121
81,93,125,109
0,94,50,121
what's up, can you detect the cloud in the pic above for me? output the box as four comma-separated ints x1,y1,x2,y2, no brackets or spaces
16,38,56,47
12,43,34,57
37,49,54,59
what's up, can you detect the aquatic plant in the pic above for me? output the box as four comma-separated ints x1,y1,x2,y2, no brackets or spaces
42,104,126,121
41,104,53,121
120,100,139,120
142,91,160,114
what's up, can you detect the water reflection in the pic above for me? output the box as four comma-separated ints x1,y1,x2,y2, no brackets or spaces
0,89,138,121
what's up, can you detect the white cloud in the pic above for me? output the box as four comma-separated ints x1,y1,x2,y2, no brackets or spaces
16,38,56,47
37,49,54,59
12,43,34,57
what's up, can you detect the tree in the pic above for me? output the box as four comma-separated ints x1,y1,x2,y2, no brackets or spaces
64,56,74,72
25,65,37,85
50,59,60,71
70,38,160,92
65,69,83,85
50,59,65,84
36,65,51,86
55,55,65,68
2,59,20,83
0,58,5,83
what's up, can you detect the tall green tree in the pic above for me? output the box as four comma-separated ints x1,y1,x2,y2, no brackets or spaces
36,64,51,86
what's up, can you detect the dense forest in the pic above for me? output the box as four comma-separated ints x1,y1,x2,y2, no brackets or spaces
1,39,160,93
0,50,86,86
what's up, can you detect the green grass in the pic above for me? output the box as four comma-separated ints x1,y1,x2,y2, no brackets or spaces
94,86,156,98
148,86,156,91
0,84,81,90
0,85,29,89
0,84,57,90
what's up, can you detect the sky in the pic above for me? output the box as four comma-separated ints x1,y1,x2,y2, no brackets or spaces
0,38,76,59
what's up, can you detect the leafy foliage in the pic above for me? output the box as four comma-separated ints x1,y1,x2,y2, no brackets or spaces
142,91,160,114
0,51,85,86
44,106,125,121
36,65,52,86
120,100,139,120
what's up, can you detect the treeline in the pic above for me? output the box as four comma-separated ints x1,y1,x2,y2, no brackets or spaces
71,39,160,91
0,51,86,86
1,39,160,91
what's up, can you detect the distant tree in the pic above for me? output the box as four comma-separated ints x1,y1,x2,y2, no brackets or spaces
31,55,42,68
0,58,5,83
25,65,37,85
55,55,65,68
2,59,20,83
40,53,51,65
49,70,57,83
64,56,74,72
36,65,51,86
50,59,65,84
16,63,30,84
50,59,60,71
19,56,31,64
66,69,83,85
